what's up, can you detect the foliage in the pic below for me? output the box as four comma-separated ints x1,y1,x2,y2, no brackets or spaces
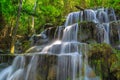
111,49,120,79
89,43,120,79
89,43,113,60
1,0,18,25
1,0,120,34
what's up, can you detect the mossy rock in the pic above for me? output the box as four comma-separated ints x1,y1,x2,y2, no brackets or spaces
78,22,98,43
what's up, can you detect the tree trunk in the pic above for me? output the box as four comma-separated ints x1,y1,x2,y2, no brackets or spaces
10,0,23,54
31,0,37,34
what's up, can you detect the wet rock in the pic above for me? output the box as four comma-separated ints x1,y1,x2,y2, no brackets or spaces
45,27,57,40
78,22,98,43
30,27,57,47
44,23,53,29
106,8,117,21
30,33,48,46
109,20,120,46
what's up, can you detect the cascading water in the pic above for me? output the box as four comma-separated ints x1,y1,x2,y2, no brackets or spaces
0,8,118,80
64,8,117,44
65,12,81,27
0,56,25,80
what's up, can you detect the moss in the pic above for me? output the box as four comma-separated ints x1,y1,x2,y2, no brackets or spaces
88,43,120,79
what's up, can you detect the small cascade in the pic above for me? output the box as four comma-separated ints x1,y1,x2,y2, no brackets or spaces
96,23,110,44
0,56,25,80
42,40,62,54
103,23,110,44
96,10,109,23
65,12,81,27
61,24,79,53
55,26,64,40
0,8,119,80
25,55,38,80
57,53,79,80
62,24,78,42
0,55,39,80
83,9,97,23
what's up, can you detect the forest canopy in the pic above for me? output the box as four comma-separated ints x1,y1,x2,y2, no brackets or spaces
1,0,120,33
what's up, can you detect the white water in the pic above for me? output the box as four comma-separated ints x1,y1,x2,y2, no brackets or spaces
65,12,80,27
25,55,38,80
0,8,118,80
0,56,25,80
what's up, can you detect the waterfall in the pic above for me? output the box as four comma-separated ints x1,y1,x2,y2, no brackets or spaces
0,8,118,80
41,22,98,80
